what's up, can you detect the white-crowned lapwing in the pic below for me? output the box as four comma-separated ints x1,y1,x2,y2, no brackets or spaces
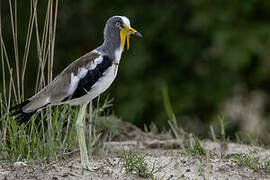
10,16,142,170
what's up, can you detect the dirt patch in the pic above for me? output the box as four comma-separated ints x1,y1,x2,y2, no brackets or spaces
1,140,270,180
1,120,270,179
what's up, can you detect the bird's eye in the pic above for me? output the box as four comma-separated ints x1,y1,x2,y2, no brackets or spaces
115,22,121,27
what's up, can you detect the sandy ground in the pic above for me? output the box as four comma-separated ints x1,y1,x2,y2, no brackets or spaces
0,121,270,180
1,140,270,180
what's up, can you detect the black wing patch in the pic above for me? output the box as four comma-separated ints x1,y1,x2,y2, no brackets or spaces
70,56,113,100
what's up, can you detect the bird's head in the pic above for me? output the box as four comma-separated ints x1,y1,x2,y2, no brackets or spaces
104,16,142,52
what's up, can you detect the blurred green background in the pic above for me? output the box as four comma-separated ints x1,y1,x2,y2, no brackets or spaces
1,0,270,140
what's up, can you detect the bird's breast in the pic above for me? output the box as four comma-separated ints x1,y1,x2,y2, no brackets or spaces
91,64,118,94
75,64,118,105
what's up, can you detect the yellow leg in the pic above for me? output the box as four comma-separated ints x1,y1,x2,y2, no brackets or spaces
75,104,95,171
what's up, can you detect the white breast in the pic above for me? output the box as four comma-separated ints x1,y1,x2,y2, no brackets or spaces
92,65,118,96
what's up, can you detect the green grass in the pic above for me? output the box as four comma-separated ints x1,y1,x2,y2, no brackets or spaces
217,115,226,143
89,114,123,156
232,152,270,173
0,102,76,162
162,85,188,150
120,150,168,179
0,98,113,162
187,137,207,156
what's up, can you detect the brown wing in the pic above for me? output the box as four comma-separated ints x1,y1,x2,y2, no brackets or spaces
23,52,100,112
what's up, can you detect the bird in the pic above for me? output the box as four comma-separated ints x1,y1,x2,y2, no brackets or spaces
10,15,142,170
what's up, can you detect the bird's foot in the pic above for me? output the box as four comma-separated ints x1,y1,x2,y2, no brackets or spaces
81,162,99,171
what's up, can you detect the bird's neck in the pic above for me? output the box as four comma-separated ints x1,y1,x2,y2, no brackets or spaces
99,38,122,63
113,45,122,63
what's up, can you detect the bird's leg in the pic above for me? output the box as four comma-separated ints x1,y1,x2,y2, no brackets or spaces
76,104,95,171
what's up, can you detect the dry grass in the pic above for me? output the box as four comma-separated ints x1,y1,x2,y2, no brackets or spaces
0,0,108,163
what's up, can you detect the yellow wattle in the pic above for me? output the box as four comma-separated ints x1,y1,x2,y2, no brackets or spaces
127,34,130,50
120,28,128,52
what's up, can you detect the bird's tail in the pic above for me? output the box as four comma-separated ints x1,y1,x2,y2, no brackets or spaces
10,100,37,125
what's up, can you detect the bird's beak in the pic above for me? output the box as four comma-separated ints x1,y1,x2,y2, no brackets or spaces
120,25,142,52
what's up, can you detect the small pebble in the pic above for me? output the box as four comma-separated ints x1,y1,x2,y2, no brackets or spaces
13,161,28,167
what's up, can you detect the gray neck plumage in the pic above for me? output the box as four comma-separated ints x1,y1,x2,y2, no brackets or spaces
96,28,122,62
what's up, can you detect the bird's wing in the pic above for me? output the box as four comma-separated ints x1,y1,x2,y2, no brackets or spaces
23,51,103,112
67,55,113,101
10,51,110,125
